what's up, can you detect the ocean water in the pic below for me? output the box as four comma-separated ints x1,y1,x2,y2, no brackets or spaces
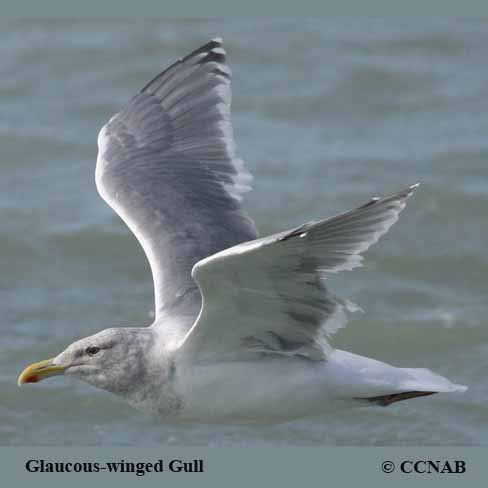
1,19,487,446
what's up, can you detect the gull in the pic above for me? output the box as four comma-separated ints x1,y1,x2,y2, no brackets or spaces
18,39,466,424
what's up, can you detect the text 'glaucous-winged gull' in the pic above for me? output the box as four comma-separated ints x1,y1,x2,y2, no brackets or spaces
18,39,467,423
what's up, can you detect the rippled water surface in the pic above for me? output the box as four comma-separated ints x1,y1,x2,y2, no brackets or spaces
1,19,487,445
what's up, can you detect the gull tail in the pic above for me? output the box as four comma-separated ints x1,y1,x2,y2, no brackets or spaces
358,367,467,407
360,390,437,406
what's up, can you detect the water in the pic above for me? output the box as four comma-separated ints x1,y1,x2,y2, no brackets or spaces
1,19,487,445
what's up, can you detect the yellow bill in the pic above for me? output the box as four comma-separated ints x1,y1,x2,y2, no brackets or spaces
18,358,67,386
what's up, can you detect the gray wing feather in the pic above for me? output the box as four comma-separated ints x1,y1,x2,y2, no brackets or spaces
181,185,418,361
95,39,257,333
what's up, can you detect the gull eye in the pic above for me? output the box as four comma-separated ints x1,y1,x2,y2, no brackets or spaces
85,346,100,356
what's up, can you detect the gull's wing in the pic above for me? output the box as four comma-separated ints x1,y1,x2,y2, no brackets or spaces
180,185,418,361
95,39,257,329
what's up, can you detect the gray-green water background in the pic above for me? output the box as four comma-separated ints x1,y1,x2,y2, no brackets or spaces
1,19,486,445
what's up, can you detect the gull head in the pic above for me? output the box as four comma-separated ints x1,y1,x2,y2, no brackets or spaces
18,327,160,396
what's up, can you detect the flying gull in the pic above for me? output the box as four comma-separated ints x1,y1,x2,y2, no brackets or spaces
18,39,466,423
